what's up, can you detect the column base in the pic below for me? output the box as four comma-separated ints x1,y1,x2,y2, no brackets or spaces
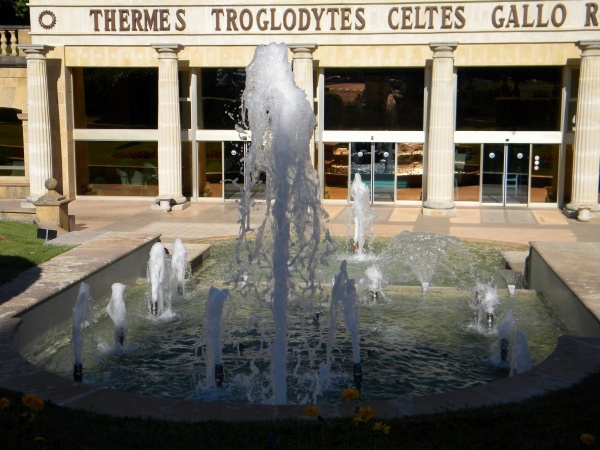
151,196,189,212
422,200,456,217
564,202,600,221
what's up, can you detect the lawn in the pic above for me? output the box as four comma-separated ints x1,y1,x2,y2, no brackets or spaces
0,221,75,285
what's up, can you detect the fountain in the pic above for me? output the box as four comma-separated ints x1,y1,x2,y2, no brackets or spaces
495,269,524,297
231,42,335,404
358,264,386,304
106,282,128,347
331,261,361,390
171,238,189,297
72,282,91,381
491,310,532,376
472,282,500,332
347,173,376,255
18,43,570,410
379,231,466,291
147,242,170,316
200,287,229,388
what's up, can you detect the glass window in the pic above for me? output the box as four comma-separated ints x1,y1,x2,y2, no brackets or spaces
531,144,560,203
454,144,481,202
0,108,24,176
76,68,158,129
324,142,349,200
179,71,191,130
396,143,423,201
199,142,223,198
78,141,158,196
324,69,424,131
200,69,246,130
457,67,562,131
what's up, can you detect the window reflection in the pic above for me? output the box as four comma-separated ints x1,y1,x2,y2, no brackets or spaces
457,67,562,131
454,144,481,202
0,108,24,176
200,69,246,130
79,141,158,196
396,143,423,201
324,69,424,131
77,68,158,129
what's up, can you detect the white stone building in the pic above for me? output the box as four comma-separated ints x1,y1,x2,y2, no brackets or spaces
1,0,599,215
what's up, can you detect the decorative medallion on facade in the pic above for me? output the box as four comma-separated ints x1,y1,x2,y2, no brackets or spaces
39,10,57,30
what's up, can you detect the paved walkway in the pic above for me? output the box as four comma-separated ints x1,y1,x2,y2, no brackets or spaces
3,197,600,245
54,198,600,246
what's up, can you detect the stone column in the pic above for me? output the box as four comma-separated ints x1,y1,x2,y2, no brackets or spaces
151,44,187,212
289,44,317,165
18,45,53,205
566,41,600,219
423,43,458,217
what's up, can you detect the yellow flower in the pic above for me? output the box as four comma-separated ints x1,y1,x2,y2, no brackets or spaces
342,387,360,401
581,434,596,446
22,394,44,412
0,397,10,410
373,421,390,435
304,405,320,418
356,406,375,422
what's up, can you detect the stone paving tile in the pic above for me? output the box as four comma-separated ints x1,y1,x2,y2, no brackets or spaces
449,208,481,223
481,209,507,223
532,210,570,225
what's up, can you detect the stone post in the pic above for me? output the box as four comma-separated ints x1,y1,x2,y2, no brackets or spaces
33,178,73,233
289,44,317,165
151,44,188,212
423,43,458,217
565,41,600,219
18,45,53,205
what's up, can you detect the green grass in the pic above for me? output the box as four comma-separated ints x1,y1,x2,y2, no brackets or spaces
0,221,75,285
1,369,599,450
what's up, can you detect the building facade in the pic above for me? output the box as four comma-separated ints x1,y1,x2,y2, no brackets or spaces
1,0,599,215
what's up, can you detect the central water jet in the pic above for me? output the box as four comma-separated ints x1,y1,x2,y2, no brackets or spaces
234,43,335,404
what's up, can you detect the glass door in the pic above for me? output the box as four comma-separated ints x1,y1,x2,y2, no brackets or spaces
481,144,530,205
350,142,395,203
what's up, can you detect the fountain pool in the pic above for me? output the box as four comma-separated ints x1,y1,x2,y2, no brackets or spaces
25,238,566,405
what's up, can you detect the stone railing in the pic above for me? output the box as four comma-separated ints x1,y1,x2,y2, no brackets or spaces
0,26,30,58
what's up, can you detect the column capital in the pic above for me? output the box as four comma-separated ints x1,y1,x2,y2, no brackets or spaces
151,44,182,58
577,41,600,57
429,42,458,58
289,44,318,59
18,44,53,59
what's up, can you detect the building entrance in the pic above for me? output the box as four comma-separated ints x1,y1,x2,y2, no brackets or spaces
481,144,530,205
350,142,396,203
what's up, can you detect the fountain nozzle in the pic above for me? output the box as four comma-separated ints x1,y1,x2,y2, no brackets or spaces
313,312,320,325
353,363,363,391
151,302,158,316
487,313,494,329
73,363,83,382
215,364,224,388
